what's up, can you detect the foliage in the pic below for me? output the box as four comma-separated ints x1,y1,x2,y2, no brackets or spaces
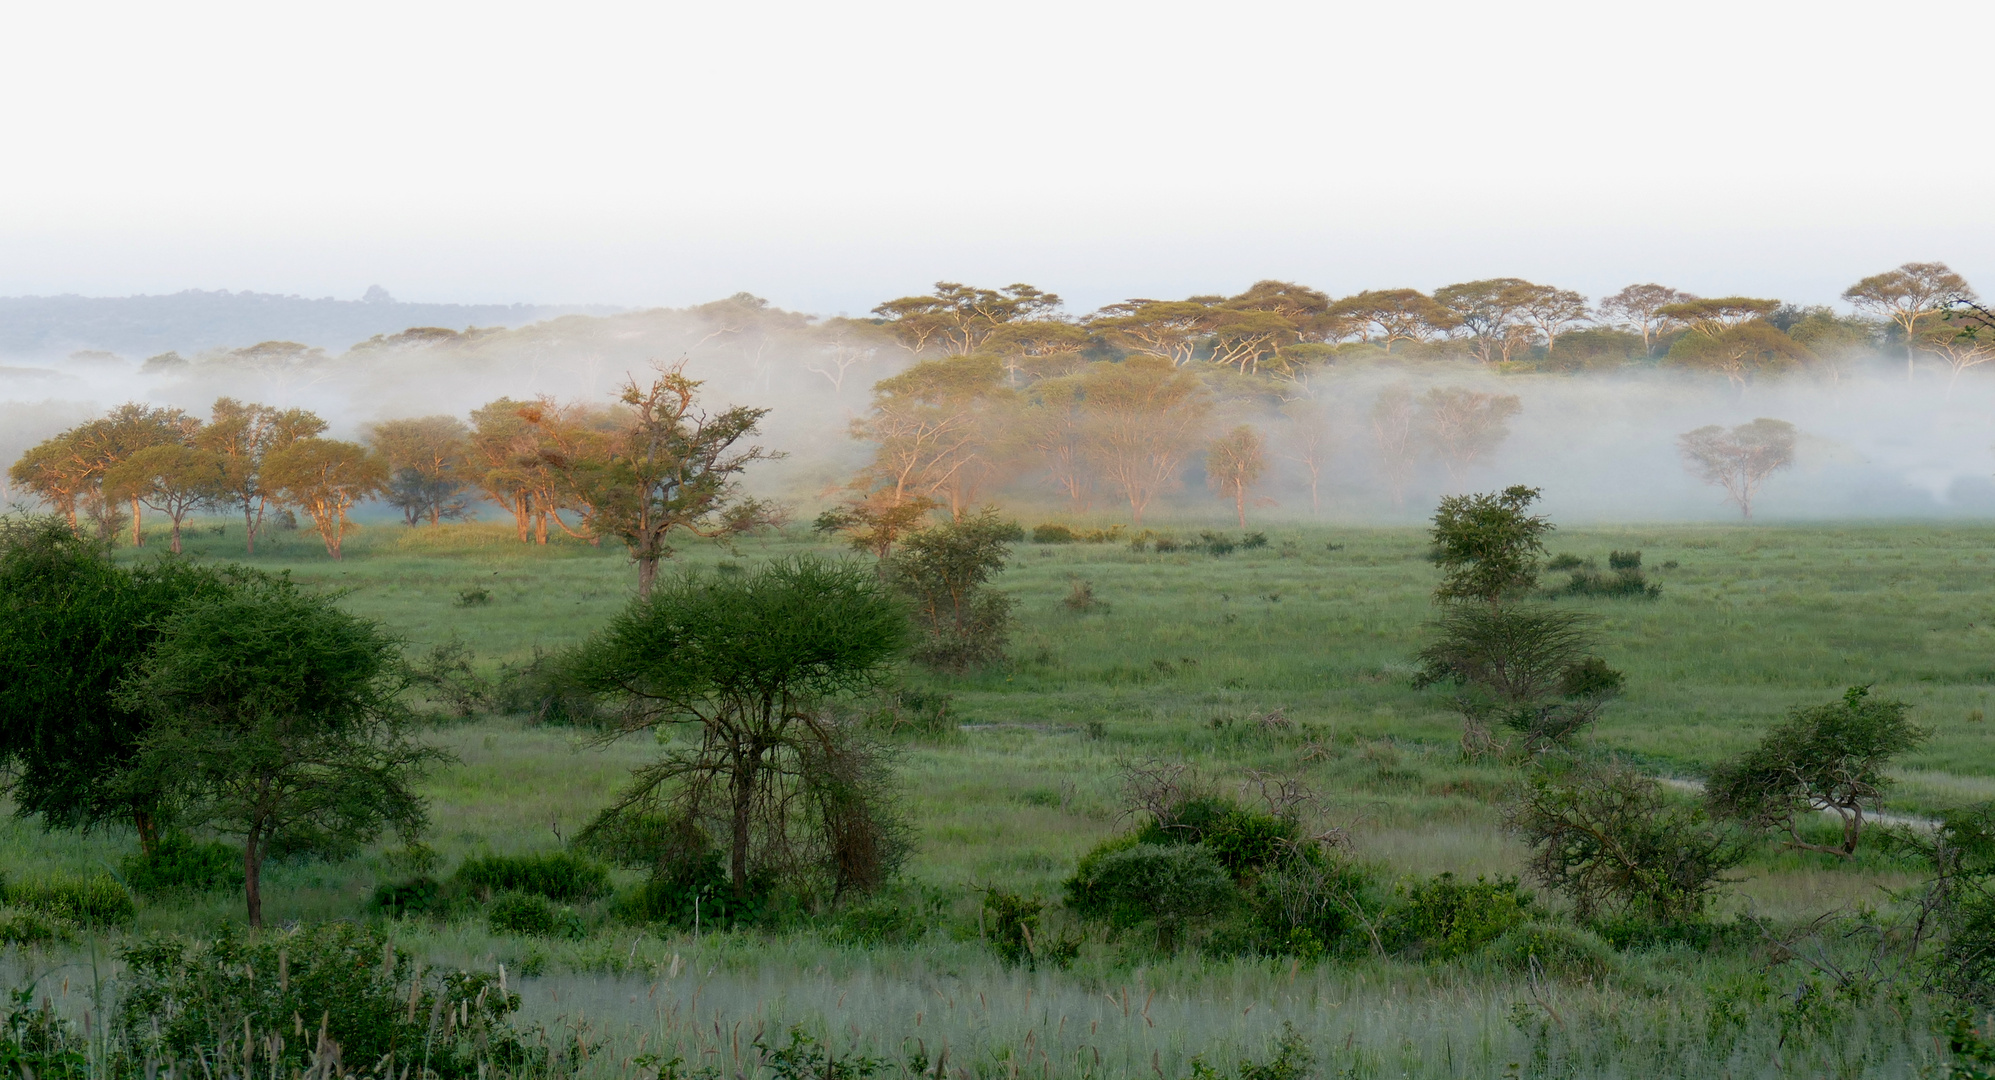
1428,485,1550,607
1708,685,1929,856
980,886,1044,966
1185,1022,1315,1080
1509,756,1748,923
3,872,135,926
542,363,780,596
1548,550,1661,599
263,437,388,559
451,851,611,903
1414,604,1622,756
0,989,89,1080
369,875,443,919
407,635,493,719
1886,801,1995,1008
1381,873,1535,960
858,687,956,737
1206,424,1269,527
490,646,607,726
571,558,908,899
885,509,1020,671
486,892,588,939
114,577,447,926
0,517,246,851
120,832,244,895
119,922,537,1080
1485,921,1617,978
1065,842,1235,949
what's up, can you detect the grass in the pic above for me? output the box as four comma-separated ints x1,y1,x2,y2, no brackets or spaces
11,514,1995,1075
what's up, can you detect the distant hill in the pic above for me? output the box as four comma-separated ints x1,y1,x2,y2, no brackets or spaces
0,286,622,360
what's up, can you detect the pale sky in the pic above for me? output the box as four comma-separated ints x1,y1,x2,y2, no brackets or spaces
2,0,1987,314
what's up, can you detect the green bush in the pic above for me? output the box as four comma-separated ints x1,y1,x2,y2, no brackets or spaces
1134,796,1299,880
489,646,606,725
369,875,444,919
1065,842,1233,949
5,873,134,926
1199,532,1237,556
121,834,243,895
487,893,588,940
1244,858,1382,959
1242,532,1269,550
613,849,770,930
119,922,536,1080
1382,873,1535,960
1487,921,1616,979
452,851,611,903
1031,524,1077,544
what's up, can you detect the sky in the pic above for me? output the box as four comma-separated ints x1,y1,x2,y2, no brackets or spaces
2,0,1989,315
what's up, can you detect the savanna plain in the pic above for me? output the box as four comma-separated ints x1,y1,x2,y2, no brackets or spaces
9,514,1992,1079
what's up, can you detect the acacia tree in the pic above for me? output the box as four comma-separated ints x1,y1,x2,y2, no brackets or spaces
871,282,1063,356
195,398,326,554
102,443,227,553
1276,398,1332,515
1078,356,1211,525
1707,686,1929,857
1599,284,1694,353
364,415,473,526
1843,262,1975,379
1678,418,1796,519
0,518,242,854
264,438,388,559
1515,284,1591,356
7,431,94,529
1434,279,1537,364
1421,387,1521,487
115,580,444,927
1665,321,1813,388
552,365,778,597
1205,425,1269,526
849,355,1010,520
1327,289,1455,351
570,557,910,899
885,509,1020,671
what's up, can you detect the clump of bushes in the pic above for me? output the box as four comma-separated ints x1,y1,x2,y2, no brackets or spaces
1031,524,1125,544
490,646,608,725
1380,873,1534,960
122,833,243,896
3,872,135,926
119,922,537,1080
1547,550,1662,600
860,687,955,737
1063,578,1107,612
369,875,444,919
487,893,589,940
1032,523,1077,544
452,851,611,903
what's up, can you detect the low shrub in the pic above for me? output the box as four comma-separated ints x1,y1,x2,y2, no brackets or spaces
1199,532,1237,556
490,646,607,725
981,886,1044,966
1187,1021,1314,1080
1134,795,1299,880
1487,921,1616,978
452,851,611,903
1242,532,1269,550
5,873,135,926
1244,858,1383,958
1382,873,1535,960
1031,523,1077,544
487,893,588,940
1547,553,1584,571
121,834,243,896
830,885,947,946
119,922,537,1080
0,908,76,947
613,848,771,930
369,875,444,919
1065,842,1233,949
1063,578,1106,612
408,635,492,718
860,687,955,737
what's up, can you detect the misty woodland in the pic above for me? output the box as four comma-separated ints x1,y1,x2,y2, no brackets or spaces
2,261,1995,1080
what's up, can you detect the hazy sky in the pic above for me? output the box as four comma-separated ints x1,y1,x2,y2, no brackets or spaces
3,1,1988,314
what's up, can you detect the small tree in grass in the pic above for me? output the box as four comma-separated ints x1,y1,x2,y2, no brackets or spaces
570,557,910,901
115,580,446,927
102,443,228,553
1205,424,1268,527
1508,756,1748,924
1707,686,1929,857
263,437,387,558
886,508,1021,671
1417,486,1623,758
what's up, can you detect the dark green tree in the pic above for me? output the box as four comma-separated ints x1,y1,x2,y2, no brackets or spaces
0,517,241,852
885,508,1022,671
1429,485,1552,608
571,557,910,899
1708,686,1930,856
114,580,445,926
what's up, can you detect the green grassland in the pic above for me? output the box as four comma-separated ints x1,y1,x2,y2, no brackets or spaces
10,515,1995,1077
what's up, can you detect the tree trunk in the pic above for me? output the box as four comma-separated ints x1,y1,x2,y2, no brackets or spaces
1235,487,1246,527
728,744,760,899
133,809,160,857
169,513,183,554
244,831,264,928
243,502,258,554
131,497,144,547
636,555,659,599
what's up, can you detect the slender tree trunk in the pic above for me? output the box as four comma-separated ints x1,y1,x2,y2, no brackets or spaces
169,514,183,554
131,497,143,547
1235,486,1247,527
243,500,258,555
133,809,160,857
636,554,659,598
244,830,264,928
729,743,760,899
